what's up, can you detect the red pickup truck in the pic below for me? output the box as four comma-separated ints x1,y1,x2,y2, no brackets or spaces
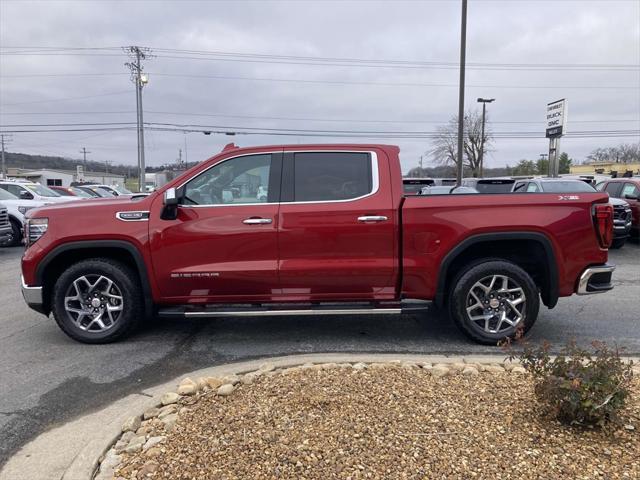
21,144,615,345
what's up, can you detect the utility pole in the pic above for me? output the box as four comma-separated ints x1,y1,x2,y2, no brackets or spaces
456,0,468,186
0,134,11,179
177,148,182,170
477,98,495,178
419,155,424,172
125,46,152,192
80,147,91,171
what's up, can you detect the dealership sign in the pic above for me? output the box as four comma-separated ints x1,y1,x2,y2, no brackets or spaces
546,99,567,138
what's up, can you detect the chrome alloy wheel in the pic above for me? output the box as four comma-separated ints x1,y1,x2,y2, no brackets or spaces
465,274,526,334
64,275,124,332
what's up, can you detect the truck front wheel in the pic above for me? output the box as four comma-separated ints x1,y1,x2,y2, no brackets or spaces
449,260,540,345
51,258,143,343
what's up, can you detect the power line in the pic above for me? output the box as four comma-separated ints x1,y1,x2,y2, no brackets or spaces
2,46,638,71
0,90,131,106
2,123,638,139
2,70,636,90
1,110,638,125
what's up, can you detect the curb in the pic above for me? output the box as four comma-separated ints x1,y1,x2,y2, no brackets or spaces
1,353,637,480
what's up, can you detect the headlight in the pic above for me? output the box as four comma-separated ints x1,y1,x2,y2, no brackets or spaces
18,206,34,214
25,218,48,246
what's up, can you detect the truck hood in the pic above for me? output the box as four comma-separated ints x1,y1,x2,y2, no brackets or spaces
26,194,152,218
608,197,629,207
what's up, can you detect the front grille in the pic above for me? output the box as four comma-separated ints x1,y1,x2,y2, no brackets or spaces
613,205,632,223
0,208,9,228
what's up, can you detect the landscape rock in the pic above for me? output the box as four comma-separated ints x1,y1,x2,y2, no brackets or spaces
462,366,479,376
143,435,167,451
259,362,276,372
143,407,160,420
177,377,198,396
121,415,141,433
222,374,241,385
205,377,224,389
217,383,236,396
161,392,180,406
352,362,367,370
138,460,159,476
161,413,178,432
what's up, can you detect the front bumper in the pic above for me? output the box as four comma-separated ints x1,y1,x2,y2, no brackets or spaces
576,264,615,295
0,225,12,244
21,275,47,314
613,219,632,239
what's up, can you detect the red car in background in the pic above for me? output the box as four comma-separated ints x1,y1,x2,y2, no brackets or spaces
48,186,94,198
597,178,640,239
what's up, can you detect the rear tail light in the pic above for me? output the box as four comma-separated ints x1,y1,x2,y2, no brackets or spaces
593,203,613,249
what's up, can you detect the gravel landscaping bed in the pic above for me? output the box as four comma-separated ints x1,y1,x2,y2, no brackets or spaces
99,361,640,480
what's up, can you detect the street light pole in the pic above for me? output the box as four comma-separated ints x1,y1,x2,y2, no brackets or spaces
456,0,468,187
476,98,495,178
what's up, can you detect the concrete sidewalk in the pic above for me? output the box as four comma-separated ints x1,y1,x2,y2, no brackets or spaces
1,352,636,480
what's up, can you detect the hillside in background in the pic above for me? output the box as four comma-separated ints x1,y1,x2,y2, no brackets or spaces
2,151,198,177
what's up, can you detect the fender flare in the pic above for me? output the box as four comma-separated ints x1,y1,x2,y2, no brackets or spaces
35,240,153,317
434,232,559,309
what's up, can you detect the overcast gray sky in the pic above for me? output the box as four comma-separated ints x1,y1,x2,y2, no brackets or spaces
1,0,639,173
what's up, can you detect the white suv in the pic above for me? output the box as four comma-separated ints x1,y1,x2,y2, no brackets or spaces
0,180,78,204
0,187,49,246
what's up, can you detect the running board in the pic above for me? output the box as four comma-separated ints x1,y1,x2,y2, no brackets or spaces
157,300,429,319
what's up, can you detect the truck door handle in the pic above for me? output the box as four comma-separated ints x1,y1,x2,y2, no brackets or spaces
357,215,388,223
243,217,273,225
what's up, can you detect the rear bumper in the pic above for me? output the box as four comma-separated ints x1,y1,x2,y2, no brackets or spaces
21,275,47,314
576,264,615,295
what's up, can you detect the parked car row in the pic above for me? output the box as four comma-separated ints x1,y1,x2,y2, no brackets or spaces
0,179,134,246
403,175,639,249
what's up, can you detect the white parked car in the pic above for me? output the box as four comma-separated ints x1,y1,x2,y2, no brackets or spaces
0,180,77,203
0,187,49,246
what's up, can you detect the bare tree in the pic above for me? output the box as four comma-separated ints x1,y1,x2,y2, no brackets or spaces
428,110,492,176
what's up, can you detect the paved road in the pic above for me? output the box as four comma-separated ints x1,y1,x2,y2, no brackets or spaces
1,243,639,466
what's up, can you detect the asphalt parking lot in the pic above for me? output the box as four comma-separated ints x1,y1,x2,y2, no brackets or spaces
0,243,639,467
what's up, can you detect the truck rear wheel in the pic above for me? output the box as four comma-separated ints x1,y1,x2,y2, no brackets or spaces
51,258,142,343
449,260,539,345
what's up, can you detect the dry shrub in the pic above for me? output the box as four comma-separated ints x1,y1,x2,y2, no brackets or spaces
506,338,634,427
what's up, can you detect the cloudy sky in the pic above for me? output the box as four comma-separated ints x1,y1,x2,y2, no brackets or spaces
1,0,639,174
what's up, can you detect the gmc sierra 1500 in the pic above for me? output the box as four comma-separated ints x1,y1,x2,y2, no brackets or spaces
21,144,615,344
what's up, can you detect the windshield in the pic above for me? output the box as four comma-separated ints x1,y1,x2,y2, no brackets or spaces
96,187,116,197
25,184,61,197
70,187,93,198
540,181,596,193
0,188,18,200
114,185,133,194
475,181,514,193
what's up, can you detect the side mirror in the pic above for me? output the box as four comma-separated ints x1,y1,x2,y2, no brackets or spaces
164,187,179,206
625,194,638,201
161,187,181,220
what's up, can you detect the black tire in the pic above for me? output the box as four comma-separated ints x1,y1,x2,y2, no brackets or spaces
0,219,22,247
51,258,143,343
449,260,540,345
610,238,626,249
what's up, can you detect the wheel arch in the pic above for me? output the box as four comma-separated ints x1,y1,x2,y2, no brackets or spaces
36,240,153,318
434,232,559,309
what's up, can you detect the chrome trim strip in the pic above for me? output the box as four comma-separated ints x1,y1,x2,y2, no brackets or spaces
577,264,615,295
116,211,150,222
21,275,43,305
176,307,401,318
177,150,379,209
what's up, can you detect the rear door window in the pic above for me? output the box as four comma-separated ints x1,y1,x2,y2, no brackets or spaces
622,183,639,198
604,182,623,198
526,182,540,192
291,152,373,202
